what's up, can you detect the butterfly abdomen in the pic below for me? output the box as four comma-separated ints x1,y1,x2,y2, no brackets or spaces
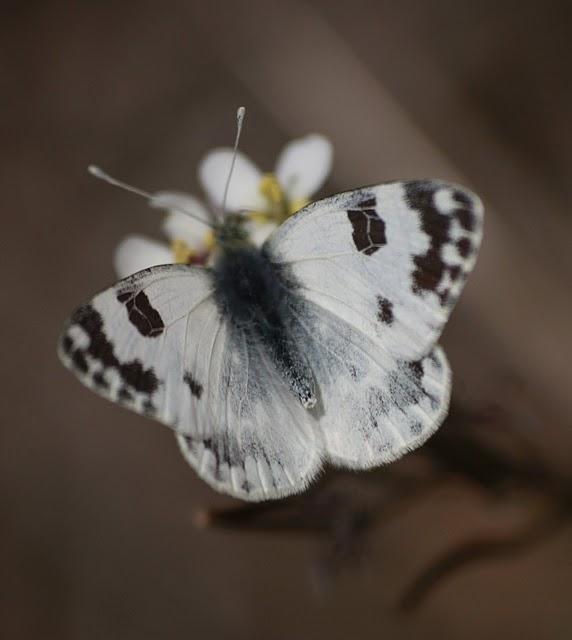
213,246,316,409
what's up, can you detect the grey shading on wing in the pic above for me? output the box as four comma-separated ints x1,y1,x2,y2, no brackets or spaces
264,179,482,467
58,264,321,501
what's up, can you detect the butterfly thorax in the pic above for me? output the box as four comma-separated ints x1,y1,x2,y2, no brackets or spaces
212,245,317,409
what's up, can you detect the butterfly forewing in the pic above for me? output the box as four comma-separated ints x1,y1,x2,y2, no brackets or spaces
265,180,483,362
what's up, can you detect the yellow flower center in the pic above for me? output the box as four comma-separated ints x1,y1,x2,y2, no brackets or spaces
289,197,310,214
171,231,215,264
253,173,309,225
259,174,283,205
204,231,216,251
171,239,194,264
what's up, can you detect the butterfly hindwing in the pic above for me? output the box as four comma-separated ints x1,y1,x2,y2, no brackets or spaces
287,296,451,467
58,264,321,501
176,315,322,500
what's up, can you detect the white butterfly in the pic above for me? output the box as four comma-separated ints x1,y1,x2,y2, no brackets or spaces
59,173,483,501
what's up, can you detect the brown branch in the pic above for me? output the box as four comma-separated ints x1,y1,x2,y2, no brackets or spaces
196,469,447,536
397,497,571,612
193,400,572,601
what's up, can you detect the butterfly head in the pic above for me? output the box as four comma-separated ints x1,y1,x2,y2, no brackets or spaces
213,213,250,249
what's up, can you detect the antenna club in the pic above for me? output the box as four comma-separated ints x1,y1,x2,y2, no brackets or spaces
85,163,216,230
220,106,247,218
88,165,105,178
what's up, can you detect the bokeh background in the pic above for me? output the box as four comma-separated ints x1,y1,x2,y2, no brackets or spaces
3,1,571,638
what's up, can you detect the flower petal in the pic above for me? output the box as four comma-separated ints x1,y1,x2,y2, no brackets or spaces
151,191,212,221
161,210,208,250
245,220,278,247
275,134,333,201
199,149,265,212
151,191,213,250
150,191,207,236
114,235,173,279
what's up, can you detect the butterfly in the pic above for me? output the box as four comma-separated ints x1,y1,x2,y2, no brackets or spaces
59,169,483,502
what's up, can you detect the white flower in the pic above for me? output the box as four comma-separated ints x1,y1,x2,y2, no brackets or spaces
114,134,333,279
200,133,333,243
114,192,214,279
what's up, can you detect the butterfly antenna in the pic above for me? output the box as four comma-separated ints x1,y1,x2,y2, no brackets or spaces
220,106,246,220
88,165,216,229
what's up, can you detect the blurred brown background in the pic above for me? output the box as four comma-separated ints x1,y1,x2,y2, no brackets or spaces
2,1,571,638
